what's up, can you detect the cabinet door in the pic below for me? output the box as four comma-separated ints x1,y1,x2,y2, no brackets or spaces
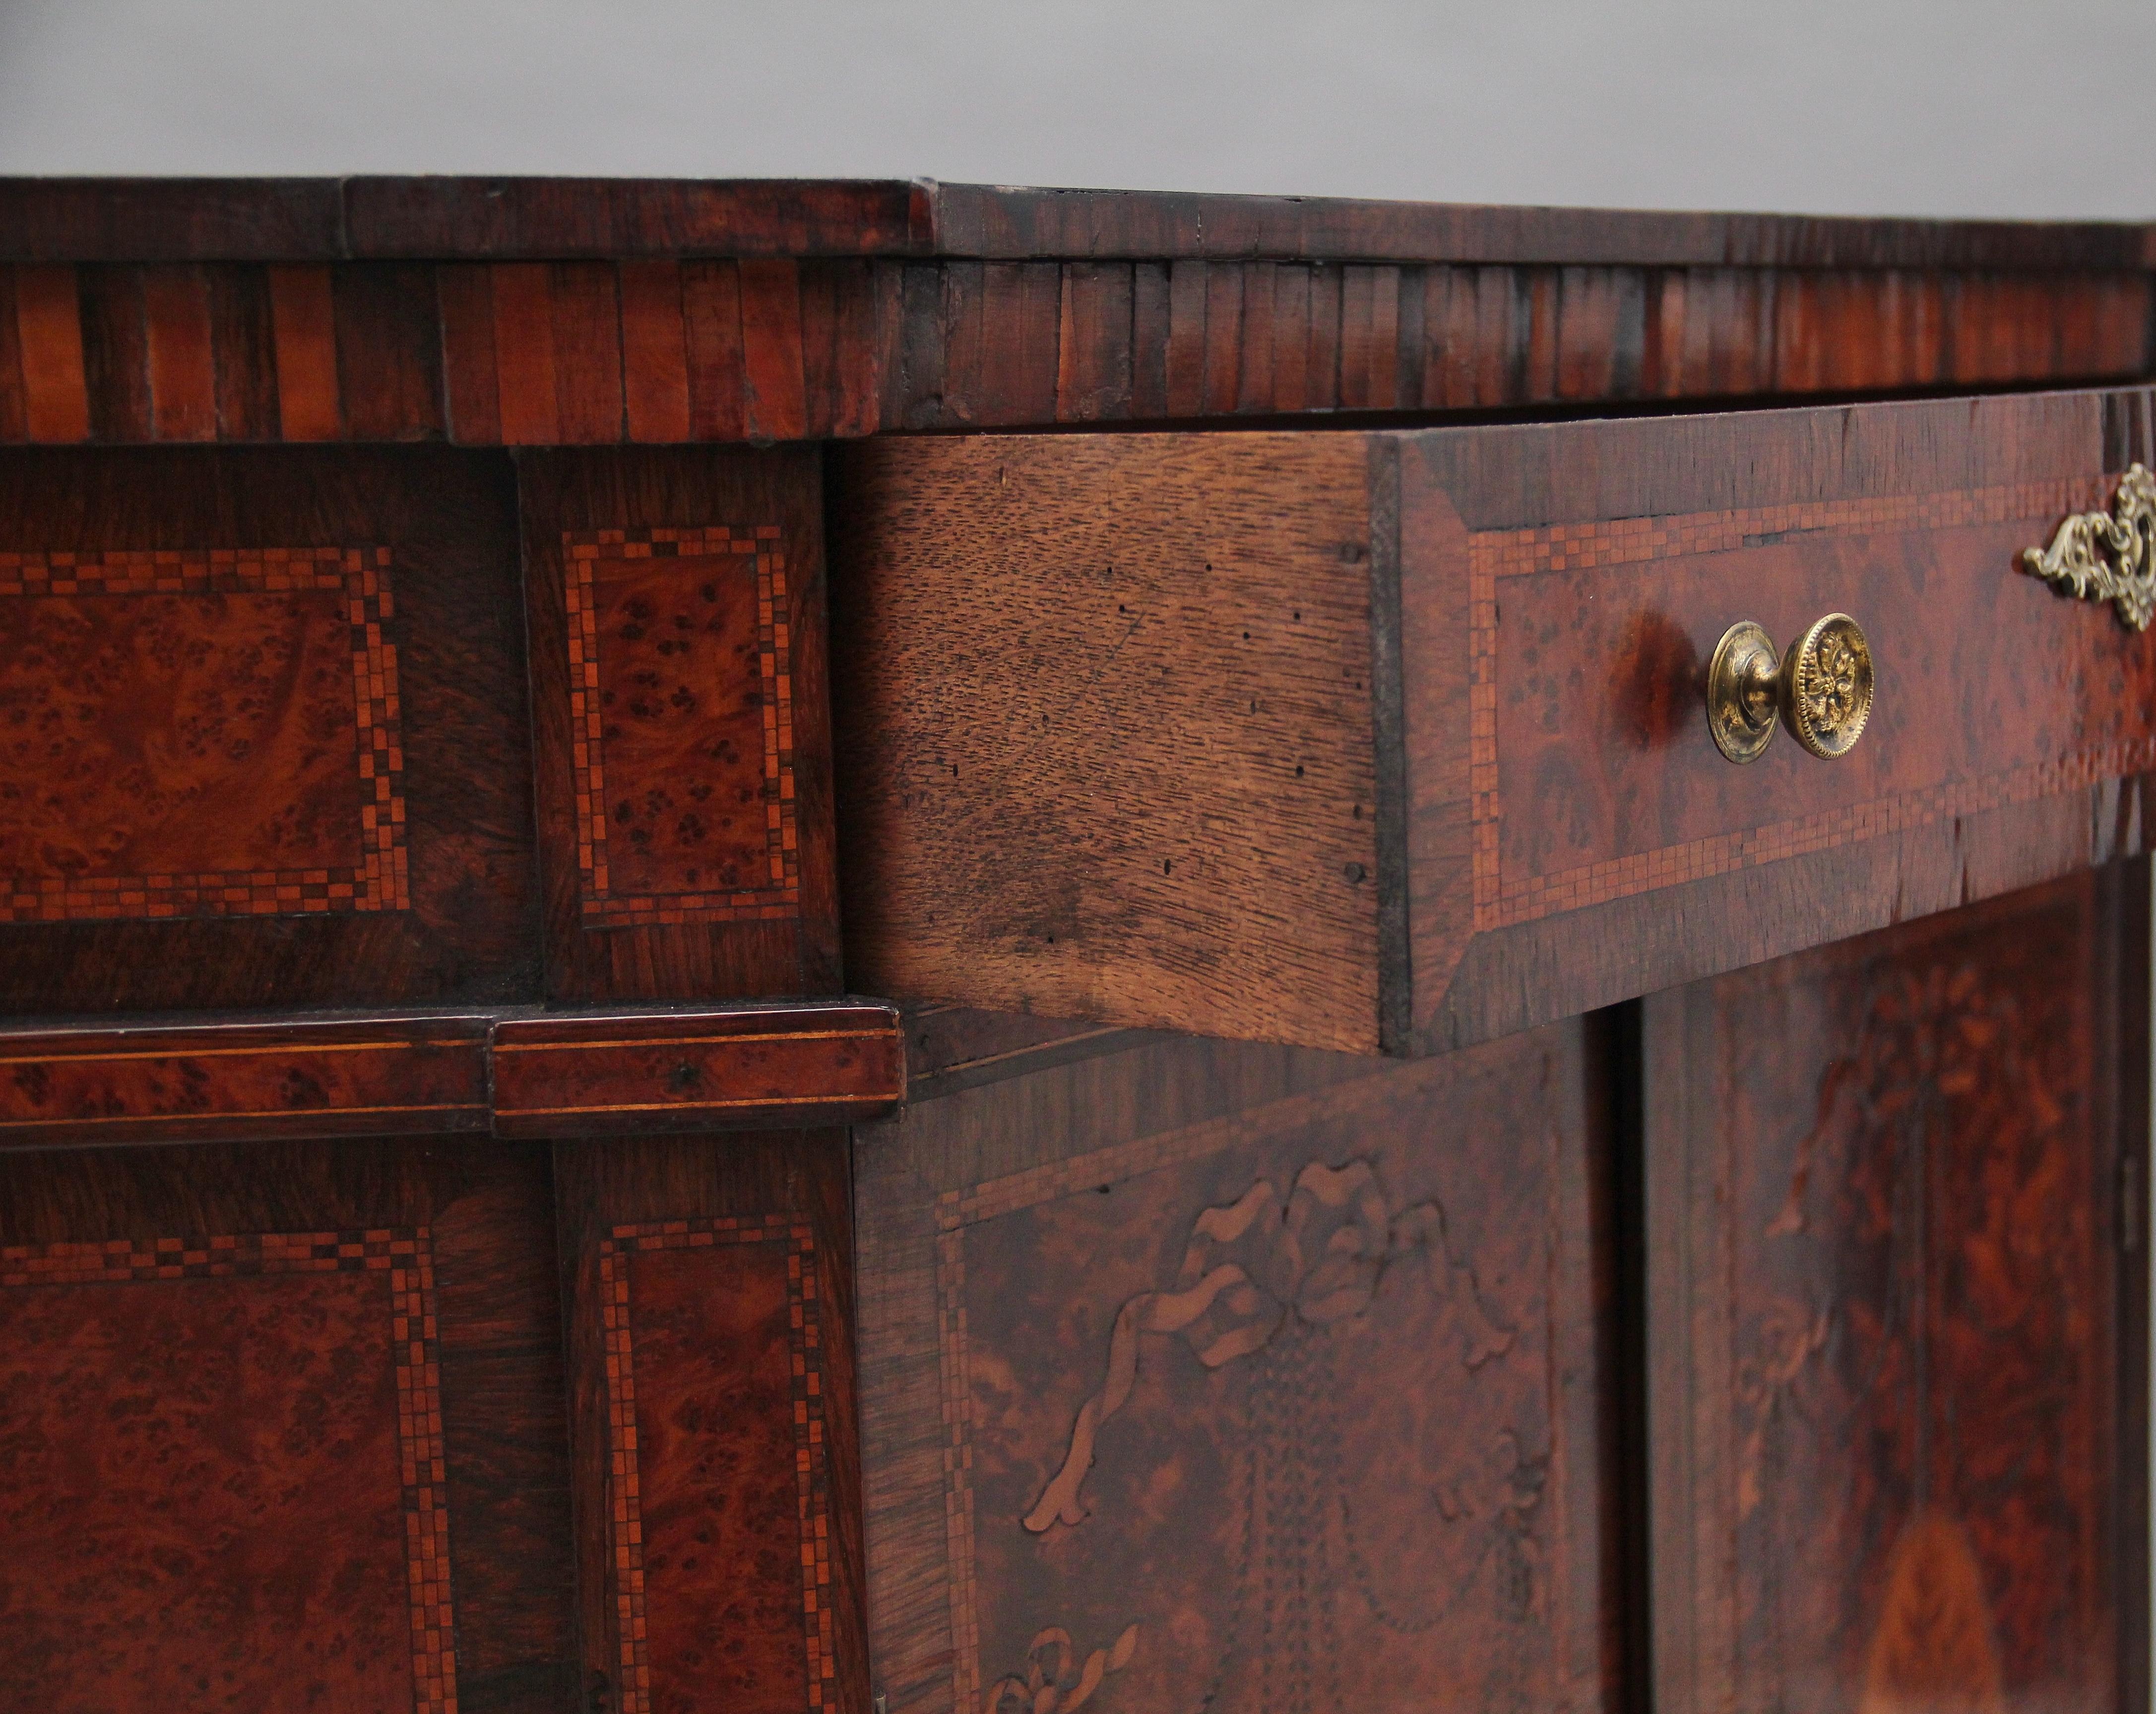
1644,868,2149,1714
0,1136,578,1713
854,1021,1621,1714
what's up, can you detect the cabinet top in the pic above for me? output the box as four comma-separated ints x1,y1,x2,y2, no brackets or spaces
1,177,2150,271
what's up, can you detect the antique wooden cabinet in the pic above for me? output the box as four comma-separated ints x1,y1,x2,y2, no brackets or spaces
0,179,2148,1713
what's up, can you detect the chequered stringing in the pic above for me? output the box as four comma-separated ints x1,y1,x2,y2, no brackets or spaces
0,546,409,923
597,1215,834,1714
0,1227,456,1714
563,526,801,928
1467,476,2129,930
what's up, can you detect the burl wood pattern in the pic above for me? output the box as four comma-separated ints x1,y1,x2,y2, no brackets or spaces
0,1227,455,1713
554,1131,867,1714
0,544,405,923
598,1217,835,1714
564,526,799,927
0,447,535,1016
1644,875,2138,1714
855,1027,1614,1714
522,447,839,1005
491,1004,903,1138
0,1014,489,1147
1406,385,2156,1049
0,255,2145,448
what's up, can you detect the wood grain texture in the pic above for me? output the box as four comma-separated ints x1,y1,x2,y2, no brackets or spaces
0,1135,579,1713
852,1023,1617,1714
5,177,2152,271
0,446,538,1016
492,1001,903,1136
0,257,2143,447
898,1004,1159,1103
830,433,1385,1052
0,1001,904,1146
554,1130,867,1714
0,1013,489,1147
1642,871,2145,1714
835,390,2156,1055
520,446,840,1004
1403,383,2156,1050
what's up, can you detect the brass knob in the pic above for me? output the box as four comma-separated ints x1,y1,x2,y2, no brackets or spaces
1707,613,1875,764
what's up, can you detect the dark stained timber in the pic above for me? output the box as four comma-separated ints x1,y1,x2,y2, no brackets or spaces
853,1025,1619,1714
1643,872,2147,1714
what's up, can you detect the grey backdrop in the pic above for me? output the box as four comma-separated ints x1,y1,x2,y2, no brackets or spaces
0,0,2152,219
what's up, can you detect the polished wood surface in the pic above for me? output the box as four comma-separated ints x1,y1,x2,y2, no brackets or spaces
0,445,536,1014
519,445,841,1004
3,257,2145,448
491,1003,902,1136
854,1024,1618,1714
0,1002,902,1146
837,389,2156,1054
554,1130,868,1714
1643,870,2147,1714
6,178,2153,269
0,1136,579,1712
0,178,2146,1714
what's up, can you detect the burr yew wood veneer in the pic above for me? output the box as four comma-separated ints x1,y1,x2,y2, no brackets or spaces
0,180,2148,1714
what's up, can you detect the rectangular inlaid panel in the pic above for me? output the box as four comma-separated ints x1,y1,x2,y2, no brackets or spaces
1465,478,2156,930
563,526,798,927
598,1215,834,1714
855,1027,1615,1714
0,447,535,1017
521,447,838,1004
1644,872,2143,1714
0,1226,457,1714
0,545,406,922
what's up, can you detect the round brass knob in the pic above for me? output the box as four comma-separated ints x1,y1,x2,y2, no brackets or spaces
1707,612,1874,764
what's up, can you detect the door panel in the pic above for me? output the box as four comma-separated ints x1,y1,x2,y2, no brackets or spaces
855,1022,1620,1714
0,1136,578,1713
1644,868,2148,1713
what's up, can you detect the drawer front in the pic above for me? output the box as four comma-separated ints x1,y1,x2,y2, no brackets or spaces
833,387,2156,1053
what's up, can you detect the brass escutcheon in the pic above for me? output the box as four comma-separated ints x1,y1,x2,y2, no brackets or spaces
1707,612,1875,763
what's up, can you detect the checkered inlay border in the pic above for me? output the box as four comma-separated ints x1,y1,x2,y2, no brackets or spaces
0,547,409,923
563,527,800,928
598,1214,833,1714
0,1227,456,1714
1467,475,2129,930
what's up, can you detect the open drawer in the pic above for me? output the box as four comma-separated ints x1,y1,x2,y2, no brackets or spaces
831,387,2156,1053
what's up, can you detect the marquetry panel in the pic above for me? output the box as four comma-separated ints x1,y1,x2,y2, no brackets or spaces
521,447,838,1003
563,526,799,927
0,446,533,1016
597,1216,836,1714
1466,474,2137,931
0,1226,456,1713
0,545,405,924
856,1027,1615,1714
1645,873,2143,1714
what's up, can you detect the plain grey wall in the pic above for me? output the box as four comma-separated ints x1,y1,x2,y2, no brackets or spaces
0,0,2152,219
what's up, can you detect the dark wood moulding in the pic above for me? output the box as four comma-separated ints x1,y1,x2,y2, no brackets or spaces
1,179,2151,450
0,1001,904,1148
4,177,2153,268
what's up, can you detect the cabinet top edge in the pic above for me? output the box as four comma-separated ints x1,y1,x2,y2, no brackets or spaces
0,176,2149,271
